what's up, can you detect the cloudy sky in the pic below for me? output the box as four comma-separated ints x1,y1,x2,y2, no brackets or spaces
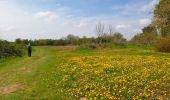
0,0,159,41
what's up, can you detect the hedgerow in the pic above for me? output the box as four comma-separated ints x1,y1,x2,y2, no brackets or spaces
0,40,25,58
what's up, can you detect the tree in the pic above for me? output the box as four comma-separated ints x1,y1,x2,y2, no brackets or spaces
113,32,123,40
15,38,22,44
96,22,105,44
108,24,114,36
142,25,157,33
66,34,80,44
112,32,126,45
22,39,29,45
153,0,170,37
131,24,158,45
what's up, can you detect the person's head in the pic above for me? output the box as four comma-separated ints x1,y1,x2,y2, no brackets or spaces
28,43,31,46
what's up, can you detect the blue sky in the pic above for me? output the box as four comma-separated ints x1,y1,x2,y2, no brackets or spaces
0,0,159,41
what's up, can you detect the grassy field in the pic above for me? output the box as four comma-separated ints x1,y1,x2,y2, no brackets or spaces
0,46,170,99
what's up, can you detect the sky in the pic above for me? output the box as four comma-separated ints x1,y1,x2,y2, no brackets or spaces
0,0,159,41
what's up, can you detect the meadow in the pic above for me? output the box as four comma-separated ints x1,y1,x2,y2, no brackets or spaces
0,46,169,99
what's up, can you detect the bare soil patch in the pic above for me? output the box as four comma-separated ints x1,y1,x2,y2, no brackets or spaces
19,66,32,73
0,84,21,95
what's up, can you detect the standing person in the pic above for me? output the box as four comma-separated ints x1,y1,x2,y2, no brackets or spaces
27,43,32,57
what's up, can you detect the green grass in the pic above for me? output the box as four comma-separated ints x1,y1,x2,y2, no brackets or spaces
0,46,169,99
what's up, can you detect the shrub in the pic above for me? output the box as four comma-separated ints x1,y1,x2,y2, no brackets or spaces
154,37,170,52
87,43,97,49
0,40,25,58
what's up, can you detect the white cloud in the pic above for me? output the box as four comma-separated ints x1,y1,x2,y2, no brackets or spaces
115,24,131,29
34,11,58,22
139,18,151,25
76,22,88,28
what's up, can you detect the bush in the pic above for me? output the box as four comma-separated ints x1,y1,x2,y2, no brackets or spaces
0,40,25,58
87,43,97,49
154,37,170,52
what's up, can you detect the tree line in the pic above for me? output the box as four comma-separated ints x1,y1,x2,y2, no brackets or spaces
15,32,126,47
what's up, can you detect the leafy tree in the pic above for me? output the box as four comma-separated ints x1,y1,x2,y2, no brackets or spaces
66,34,80,45
113,32,124,40
154,0,170,37
131,25,158,45
15,38,22,44
22,39,29,45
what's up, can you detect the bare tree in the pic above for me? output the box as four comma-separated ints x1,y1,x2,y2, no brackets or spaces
96,22,105,37
96,22,105,44
108,24,114,36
